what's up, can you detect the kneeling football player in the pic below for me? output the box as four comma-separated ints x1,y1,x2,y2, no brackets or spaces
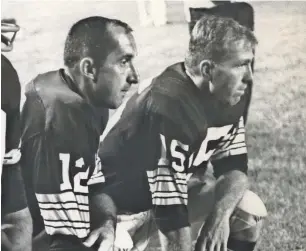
98,15,267,251
20,16,139,251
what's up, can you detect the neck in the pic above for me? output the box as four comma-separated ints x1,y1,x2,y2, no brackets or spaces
64,67,94,106
64,67,75,82
185,65,209,92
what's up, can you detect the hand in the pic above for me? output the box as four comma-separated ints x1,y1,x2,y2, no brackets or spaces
83,221,115,251
1,230,13,250
194,211,231,251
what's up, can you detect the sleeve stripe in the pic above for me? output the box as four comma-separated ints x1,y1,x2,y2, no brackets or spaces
37,200,87,206
152,197,188,206
148,174,185,179
148,179,186,185
147,167,188,206
43,219,89,224
44,220,90,229
39,207,89,212
148,176,186,182
214,145,247,156
227,141,245,146
152,192,188,198
40,208,89,223
44,225,89,238
223,143,246,151
237,128,245,133
230,134,245,143
45,224,90,230
228,147,247,156
36,192,90,238
220,132,245,143
150,183,187,193
36,192,88,204
147,167,186,179
212,116,247,161
38,202,89,211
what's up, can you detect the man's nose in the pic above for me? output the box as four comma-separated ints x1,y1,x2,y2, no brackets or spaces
127,64,139,85
243,63,253,83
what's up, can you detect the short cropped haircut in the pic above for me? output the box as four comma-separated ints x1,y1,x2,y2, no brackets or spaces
185,15,258,74
64,16,133,68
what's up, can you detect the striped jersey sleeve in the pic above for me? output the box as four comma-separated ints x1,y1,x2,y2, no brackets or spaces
35,191,90,237
147,165,188,206
211,116,247,161
210,116,248,178
145,106,191,207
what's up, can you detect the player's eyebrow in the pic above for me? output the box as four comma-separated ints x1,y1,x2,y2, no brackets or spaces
237,58,252,66
245,58,252,63
122,53,134,60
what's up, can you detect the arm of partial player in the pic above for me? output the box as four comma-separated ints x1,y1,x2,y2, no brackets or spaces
2,207,33,251
83,191,117,251
194,169,248,251
1,162,33,251
154,205,193,251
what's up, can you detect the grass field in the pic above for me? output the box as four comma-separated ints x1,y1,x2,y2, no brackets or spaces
2,1,306,250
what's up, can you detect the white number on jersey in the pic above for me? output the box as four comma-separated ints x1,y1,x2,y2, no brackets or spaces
59,153,90,193
159,124,233,172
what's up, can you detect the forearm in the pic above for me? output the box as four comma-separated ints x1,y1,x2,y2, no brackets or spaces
2,207,33,251
214,170,248,217
154,205,192,251
89,192,117,230
159,226,192,251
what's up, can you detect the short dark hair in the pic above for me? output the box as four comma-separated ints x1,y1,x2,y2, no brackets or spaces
185,15,258,74
64,16,133,68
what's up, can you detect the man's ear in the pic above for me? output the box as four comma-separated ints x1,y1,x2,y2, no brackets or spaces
79,57,97,81
199,60,215,80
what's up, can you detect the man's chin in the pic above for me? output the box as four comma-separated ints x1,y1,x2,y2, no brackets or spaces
226,93,244,106
217,97,239,107
109,99,124,110
230,98,241,106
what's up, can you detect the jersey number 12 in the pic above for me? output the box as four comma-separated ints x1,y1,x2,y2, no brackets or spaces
59,153,90,193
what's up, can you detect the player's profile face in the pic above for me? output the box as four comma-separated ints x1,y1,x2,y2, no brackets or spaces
211,41,254,106
94,27,138,109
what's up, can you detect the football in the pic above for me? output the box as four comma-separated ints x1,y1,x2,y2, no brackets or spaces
230,190,267,239
237,190,268,218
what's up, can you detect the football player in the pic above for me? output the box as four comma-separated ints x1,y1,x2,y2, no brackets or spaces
1,19,33,251
98,15,267,251
20,16,138,251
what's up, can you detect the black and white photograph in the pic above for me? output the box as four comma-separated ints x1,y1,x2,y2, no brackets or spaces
1,1,305,251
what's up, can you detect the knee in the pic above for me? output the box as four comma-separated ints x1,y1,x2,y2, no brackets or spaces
229,190,267,242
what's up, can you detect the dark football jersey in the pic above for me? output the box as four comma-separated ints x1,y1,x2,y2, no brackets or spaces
1,54,27,216
99,62,248,214
20,69,108,238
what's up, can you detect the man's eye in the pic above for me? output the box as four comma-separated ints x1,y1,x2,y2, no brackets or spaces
121,59,128,65
237,62,249,68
